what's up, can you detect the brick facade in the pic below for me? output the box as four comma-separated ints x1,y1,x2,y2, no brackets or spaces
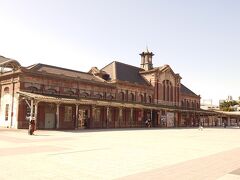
0,51,221,130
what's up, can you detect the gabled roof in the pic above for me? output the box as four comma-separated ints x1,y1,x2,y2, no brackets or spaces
159,64,181,79
101,61,149,85
28,63,103,82
180,83,198,97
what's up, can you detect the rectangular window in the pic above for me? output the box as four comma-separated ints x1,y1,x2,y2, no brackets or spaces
64,106,72,122
5,104,9,121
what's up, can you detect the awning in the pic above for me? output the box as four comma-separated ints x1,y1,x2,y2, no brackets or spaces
17,91,216,114
17,91,151,109
213,110,240,117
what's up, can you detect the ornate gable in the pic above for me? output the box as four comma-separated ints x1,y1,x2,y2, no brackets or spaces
158,65,181,86
140,65,181,86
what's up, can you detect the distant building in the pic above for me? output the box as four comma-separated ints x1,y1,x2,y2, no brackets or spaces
202,99,212,106
227,95,233,102
201,99,219,111
0,50,216,129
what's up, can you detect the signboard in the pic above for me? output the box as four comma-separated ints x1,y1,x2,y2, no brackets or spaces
166,112,174,127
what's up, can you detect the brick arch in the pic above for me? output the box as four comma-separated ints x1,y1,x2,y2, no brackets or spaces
27,86,39,93
118,92,125,101
3,87,10,94
95,94,103,99
139,94,144,103
107,94,114,100
81,92,90,98
46,88,57,94
66,90,75,96
148,95,152,103
129,93,135,101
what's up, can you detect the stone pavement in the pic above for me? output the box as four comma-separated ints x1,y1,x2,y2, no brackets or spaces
0,127,240,180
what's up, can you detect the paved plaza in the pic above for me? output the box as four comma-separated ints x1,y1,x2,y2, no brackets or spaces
0,127,240,180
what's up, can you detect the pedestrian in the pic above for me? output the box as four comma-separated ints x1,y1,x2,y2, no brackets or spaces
147,119,151,128
28,119,35,135
224,122,227,128
198,122,203,131
145,119,149,128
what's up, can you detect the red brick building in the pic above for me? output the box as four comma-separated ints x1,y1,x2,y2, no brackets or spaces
0,50,214,129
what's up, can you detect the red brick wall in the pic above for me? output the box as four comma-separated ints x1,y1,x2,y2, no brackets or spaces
17,101,28,129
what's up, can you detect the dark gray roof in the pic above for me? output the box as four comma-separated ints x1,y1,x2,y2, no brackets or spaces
180,83,198,96
28,63,102,82
102,61,149,85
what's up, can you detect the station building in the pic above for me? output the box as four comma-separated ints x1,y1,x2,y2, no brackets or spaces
0,50,217,130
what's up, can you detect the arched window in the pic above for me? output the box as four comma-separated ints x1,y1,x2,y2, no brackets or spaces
81,92,89,98
163,81,166,101
95,94,102,99
167,81,170,101
66,90,75,96
170,84,173,101
163,80,173,102
3,87,9,94
140,94,144,103
107,95,114,100
119,92,124,101
46,88,57,94
192,101,195,108
27,86,38,93
184,99,187,107
181,100,184,107
129,93,135,101
148,96,152,103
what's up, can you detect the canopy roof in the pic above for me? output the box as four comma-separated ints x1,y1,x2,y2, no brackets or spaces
0,55,21,72
17,91,216,114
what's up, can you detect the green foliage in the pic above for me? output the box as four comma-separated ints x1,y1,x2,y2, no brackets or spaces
220,100,239,111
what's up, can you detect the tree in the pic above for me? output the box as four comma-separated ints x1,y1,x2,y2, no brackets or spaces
220,100,238,111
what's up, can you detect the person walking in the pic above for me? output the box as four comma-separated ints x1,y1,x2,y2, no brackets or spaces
145,118,151,128
28,119,35,135
145,119,149,128
198,122,203,131
147,119,151,128
223,122,227,128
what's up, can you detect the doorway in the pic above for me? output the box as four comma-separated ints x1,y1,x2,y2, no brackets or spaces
78,107,90,128
45,113,55,129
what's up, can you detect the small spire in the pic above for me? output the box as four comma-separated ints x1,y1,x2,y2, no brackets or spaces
146,45,149,53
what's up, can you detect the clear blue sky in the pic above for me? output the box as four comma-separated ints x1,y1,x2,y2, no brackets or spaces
0,0,239,105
